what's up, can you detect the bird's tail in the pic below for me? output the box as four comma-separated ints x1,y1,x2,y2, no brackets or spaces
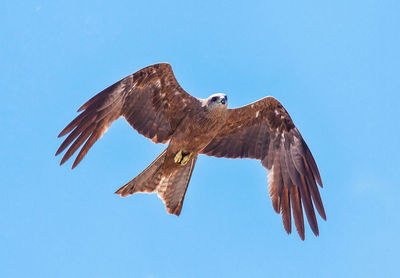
115,149,168,196
115,149,198,216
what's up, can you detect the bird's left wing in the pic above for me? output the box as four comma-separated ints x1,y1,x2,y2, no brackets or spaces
201,97,325,240
56,63,200,168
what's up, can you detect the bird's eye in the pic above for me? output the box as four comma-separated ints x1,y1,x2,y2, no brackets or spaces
211,97,218,102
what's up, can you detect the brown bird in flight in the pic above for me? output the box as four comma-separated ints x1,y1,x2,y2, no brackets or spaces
56,63,326,240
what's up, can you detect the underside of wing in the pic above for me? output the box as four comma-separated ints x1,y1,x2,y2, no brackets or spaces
56,63,200,168
202,97,325,240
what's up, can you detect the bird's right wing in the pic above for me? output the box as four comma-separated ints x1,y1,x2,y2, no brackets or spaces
202,96,325,240
56,63,200,168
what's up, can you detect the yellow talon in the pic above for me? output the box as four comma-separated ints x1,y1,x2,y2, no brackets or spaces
174,150,183,164
181,152,193,166
174,151,193,165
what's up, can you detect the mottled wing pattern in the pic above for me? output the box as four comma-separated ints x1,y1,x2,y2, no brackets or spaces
202,97,325,240
56,63,200,168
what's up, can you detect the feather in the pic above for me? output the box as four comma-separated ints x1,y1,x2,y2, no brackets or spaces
202,96,325,239
156,155,198,216
280,186,291,234
56,63,200,168
303,157,326,220
290,185,305,240
269,155,283,214
55,113,96,155
298,174,319,236
60,124,96,165
58,109,92,137
72,123,107,169
115,149,168,196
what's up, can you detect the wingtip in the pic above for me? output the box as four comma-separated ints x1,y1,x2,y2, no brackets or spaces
296,229,305,241
272,200,281,214
282,220,292,236
58,124,74,137
55,147,63,156
317,202,327,221
288,228,305,241
58,154,74,169
57,131,66,138
71,157,83,169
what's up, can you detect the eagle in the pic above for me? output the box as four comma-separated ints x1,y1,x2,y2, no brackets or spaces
56,63,326,240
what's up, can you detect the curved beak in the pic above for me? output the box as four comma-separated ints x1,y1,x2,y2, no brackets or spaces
220,98,226,105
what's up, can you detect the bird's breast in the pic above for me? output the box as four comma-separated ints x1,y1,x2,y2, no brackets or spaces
170,109,227,153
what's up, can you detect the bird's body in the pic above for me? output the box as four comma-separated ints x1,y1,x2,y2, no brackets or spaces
56,63,326,240
164,103,226,168
116,93,229,214
169,96,228,156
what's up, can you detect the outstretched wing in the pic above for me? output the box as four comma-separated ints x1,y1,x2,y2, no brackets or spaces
56,63,200,168
202,97,325,240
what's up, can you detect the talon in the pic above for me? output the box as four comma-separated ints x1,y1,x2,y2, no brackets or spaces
174,150,183,164
181,152,193,165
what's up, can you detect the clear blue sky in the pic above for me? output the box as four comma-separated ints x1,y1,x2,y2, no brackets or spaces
1,1,399,277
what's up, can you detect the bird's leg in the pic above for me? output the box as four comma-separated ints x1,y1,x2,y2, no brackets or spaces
180,152,193,166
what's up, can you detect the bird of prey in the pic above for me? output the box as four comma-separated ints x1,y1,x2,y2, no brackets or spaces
56,63,326,240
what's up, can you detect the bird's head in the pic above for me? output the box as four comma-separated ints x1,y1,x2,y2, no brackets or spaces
205,93,228,108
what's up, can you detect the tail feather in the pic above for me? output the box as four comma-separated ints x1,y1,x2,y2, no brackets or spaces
115,149,198,216
157,154,198,215
115,149,167,196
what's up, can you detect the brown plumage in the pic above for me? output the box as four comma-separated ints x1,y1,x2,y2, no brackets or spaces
56,63,326,240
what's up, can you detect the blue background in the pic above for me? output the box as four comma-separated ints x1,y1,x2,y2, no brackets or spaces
1,1,399,277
